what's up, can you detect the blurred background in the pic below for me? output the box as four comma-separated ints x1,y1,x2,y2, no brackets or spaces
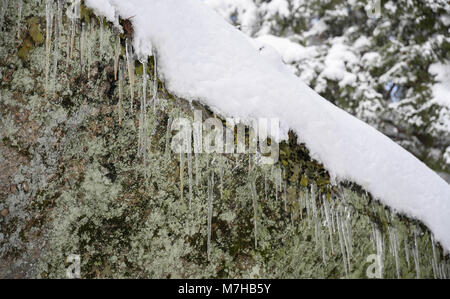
205,0,450,182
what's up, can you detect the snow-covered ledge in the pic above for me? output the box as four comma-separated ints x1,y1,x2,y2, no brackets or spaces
85,0,450,252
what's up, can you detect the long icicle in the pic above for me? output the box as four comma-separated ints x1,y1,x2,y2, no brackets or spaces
45,0,53,96
323,198,334,255
99,16,104,59
114,34,120,80
188,152,193,209
0,0,9,32
118,60,124,125
336,207,348,277
180,152,185,202
413,226,421,278
70,1,80,59
431,234,439,279
80,21,86,73
389,227,401,278
16,0,22,39
404,237,411,269
126,39,135,110
375,228,384,278
86,22,92,79
51,0,63,97
142,62,148,179
164,117,172,160
251,178,258,249
152,50,158,111
207,171,214,260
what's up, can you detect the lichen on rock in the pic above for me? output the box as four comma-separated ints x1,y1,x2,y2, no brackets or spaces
0,0,448,279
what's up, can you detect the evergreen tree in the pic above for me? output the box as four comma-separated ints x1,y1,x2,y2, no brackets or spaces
206,0,450,179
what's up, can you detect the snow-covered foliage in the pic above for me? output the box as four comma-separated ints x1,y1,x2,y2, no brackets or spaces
86,0,450,251
206,0,450,175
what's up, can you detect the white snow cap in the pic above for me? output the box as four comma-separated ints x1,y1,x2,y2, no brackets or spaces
86,0,450,251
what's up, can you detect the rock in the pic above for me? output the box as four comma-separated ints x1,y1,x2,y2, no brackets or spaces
1,208,8,217
10,184,17,193
22,182,29,193
0,0,446,279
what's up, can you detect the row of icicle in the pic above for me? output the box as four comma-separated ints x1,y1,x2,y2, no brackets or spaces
175,147,448,278
33,0,449,278
41,0,159,171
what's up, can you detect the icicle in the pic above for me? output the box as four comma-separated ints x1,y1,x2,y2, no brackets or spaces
321,228,327,265
118,60,124,125
57,0,63,44
207,172,214,260
84,22,92,79
0,0,9,32
389,227,401,278
330,200,336,233
404,237,411,269
16,0,22,39
137,61,148,160
336,209,348,277
55,0,63,46
310,185,319,247
195,153,200,186
218,155,224,199
114,35,120,80
250,179,258,249
98,17,104,59
283,180,287,212
66,25,71,67
188,152,193,208
343,208,353,257
148,112,159,148
440,261,447,279
152,51,158,111
45,0,53,96
297,193,303,220
275,179,278,202
305,190,311,229
264,174,268,202
323,198,334,255
431,234,439,279
69,1,80,60
274,166,281,202
50,0,64,96
413,226,421,278
126,39,135,110
164,117,172,159
180,153,185,201
370,224,376,251
337,206,352,274
79,21,86,72
141,62,148,164
375,228,384,278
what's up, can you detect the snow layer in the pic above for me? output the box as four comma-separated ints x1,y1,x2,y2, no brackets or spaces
86,0,450,251
429,62,450,133
84,0,116,24
255,35,311,64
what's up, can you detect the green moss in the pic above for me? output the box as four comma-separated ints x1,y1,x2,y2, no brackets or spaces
29,23,44,45
17,17,44,62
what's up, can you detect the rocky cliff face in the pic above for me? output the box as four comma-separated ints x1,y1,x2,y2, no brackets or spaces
0,0,448,278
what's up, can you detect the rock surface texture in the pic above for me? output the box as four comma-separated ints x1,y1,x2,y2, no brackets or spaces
0,0,448,278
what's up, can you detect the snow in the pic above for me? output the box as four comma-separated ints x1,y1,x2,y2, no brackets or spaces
429,62,450,134
255,35,311,64
84,0,117,24
203,0,259,35
86,0,450,251
430,62,450,108
316,37,358,92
